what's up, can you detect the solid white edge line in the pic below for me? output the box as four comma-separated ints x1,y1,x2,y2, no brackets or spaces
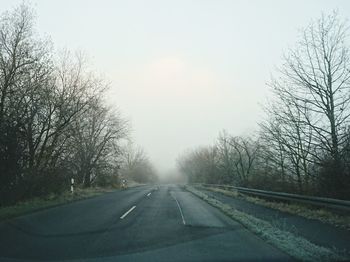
172,195,186,225
147,192,152,197
120,205,136,219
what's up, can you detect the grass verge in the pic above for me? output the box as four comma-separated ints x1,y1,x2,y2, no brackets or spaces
185,185,348,262
0,187,115,222
203,186,350,231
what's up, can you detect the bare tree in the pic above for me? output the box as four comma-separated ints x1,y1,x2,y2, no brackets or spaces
260,104,313,193
268,11,350,196
216,131,236,184
120,143,158,183
0,4,54,202
18,50,105,196
0,4,130,204
279,13,350,159
177,146,219,184
69,99,129,187
226,136,260,185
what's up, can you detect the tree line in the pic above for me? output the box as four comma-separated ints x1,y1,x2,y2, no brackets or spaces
0,4,156,206
177,12,350,200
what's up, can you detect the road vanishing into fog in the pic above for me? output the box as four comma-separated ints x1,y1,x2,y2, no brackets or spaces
0,185,293,262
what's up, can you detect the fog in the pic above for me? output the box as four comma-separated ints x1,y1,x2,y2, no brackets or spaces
3,0,350,179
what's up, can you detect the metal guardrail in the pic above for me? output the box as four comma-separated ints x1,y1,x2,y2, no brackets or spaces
194,183,350,212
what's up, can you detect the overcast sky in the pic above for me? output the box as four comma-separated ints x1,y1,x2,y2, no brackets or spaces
2,0,350,176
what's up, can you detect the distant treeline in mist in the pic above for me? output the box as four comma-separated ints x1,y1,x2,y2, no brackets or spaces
0,4,156,206
178,12,350,200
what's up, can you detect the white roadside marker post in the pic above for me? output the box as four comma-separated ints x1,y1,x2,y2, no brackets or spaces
71,178,74,194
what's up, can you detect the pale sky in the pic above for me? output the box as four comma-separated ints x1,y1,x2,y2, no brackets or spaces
2,0,350,176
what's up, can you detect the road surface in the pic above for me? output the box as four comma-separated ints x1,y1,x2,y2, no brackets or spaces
0,185,293,261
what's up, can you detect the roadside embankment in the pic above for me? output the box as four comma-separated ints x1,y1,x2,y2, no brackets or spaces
185,185,349,262
0,187,116,221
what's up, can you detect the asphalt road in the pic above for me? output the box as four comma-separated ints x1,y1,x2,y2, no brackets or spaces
0,185,293,262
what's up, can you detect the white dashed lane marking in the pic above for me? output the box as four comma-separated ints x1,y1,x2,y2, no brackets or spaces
120,206,136,219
